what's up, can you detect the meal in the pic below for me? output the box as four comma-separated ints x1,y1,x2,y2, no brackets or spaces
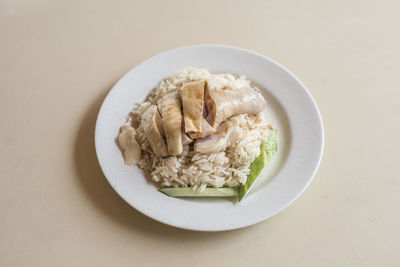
117,68,277,200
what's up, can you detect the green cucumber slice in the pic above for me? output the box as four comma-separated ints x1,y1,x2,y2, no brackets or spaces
159,187,238,197
237,129,277,201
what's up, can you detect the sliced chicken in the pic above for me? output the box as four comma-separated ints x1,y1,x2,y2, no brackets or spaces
182,131,193,145
205,87,266,128
140,105,168,157
194,115,249,154
118,119,141,165
158,92,183,155
155,108,165,138
182,144,190,156
180,116,194,145
181,81,206,133
188,118,217,139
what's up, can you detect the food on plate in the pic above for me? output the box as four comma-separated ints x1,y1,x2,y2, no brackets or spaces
205,86,266,128
117,68,277,200
237,129,277,200
194,115,250,154
140,105,168,157
187,118,216,139
160,187,238,197
117,119,141,165
181,80,206,133
158,92,183,155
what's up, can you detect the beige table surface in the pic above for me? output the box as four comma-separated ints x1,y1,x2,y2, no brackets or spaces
1,0,399,266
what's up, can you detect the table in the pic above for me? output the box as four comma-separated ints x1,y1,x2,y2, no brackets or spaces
1,0,399,266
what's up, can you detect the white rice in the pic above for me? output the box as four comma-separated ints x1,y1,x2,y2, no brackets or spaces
130,68,271,190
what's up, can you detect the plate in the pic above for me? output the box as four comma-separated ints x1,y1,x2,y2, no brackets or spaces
95,45,324,231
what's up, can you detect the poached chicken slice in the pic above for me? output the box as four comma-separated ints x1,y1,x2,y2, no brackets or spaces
158,92,183,155
205,86,266,128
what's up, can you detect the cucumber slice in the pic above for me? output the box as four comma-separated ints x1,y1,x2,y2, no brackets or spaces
237,129,277,201
159,187,238,197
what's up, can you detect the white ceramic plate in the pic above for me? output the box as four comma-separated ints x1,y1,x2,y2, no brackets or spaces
95,45,324,231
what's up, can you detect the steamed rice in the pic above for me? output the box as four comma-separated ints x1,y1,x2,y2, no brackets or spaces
129,68,271,190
